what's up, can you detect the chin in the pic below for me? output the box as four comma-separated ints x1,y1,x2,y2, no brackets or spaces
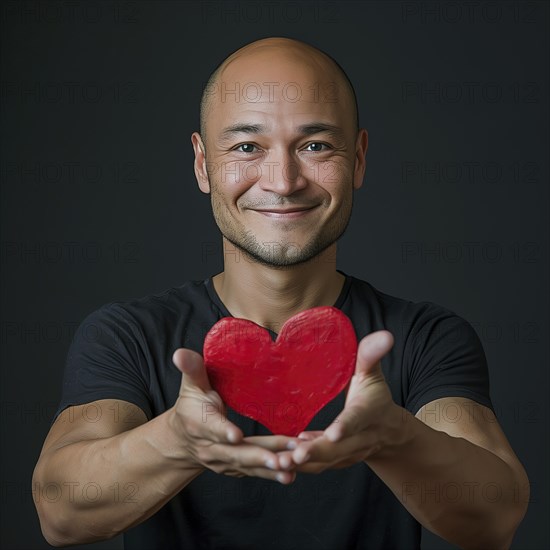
226,232,337,269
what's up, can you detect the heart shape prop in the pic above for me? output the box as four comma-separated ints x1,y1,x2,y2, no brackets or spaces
203,306,357,436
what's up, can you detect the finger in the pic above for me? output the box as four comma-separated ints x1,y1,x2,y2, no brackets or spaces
291,438,316,464
295,427,381,466
323,417,344,443
172,350,244,444
234,468,295,484
294,458,358,474
173,348,212,393
296,430,324,441
271,450,296,470
192,392,243,444
208,443,297,483
291,435,354,465
355,330,394,378
194,405,243,444
244,435,299,452
210,461,295,482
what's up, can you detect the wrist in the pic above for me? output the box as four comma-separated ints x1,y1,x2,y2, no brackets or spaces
150,408,204,472
366,403,416,461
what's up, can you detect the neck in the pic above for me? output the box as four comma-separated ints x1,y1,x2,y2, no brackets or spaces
212,239,345,333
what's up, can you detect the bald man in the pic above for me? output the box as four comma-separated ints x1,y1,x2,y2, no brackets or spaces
33,38,528,549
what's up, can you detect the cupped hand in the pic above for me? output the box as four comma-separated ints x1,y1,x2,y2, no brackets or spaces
275,331,400,474
170,348,296,484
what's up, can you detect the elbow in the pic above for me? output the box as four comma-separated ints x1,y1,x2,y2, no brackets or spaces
499,461,530,548
36,504,114,547
499,470,530,549
430,473,530,550
33,477,73,546
34,495,73,547
39,524,73,548
39,522,105,548
32,465,108,547
466,470,530,550
450,512,524,550
32,463,66,546
35,499,115,547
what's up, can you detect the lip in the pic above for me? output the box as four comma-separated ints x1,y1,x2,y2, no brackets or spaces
251,206,318,219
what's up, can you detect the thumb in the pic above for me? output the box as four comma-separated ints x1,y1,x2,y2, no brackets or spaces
355,330,394,379
172,348,212,393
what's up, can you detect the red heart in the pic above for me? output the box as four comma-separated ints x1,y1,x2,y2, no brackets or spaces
203,306,357,436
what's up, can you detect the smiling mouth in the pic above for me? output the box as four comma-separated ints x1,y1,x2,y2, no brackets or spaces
251,206,319,218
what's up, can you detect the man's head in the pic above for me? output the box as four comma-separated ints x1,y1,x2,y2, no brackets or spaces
192,37,368,268
199,40,360,145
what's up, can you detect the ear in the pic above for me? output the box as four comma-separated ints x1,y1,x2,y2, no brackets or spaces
191,132,210,194
353,128,368,190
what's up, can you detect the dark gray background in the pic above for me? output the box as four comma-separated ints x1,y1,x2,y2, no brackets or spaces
1,1,548,548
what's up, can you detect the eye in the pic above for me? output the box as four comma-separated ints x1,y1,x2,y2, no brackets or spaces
304,142,329,152
235,143,258,153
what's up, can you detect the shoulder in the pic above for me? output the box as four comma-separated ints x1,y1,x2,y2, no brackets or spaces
345,276,486,372
81,279,211,327
69,279,215,355
346,274,469,337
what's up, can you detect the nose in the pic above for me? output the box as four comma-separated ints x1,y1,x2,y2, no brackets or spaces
257,149,309,196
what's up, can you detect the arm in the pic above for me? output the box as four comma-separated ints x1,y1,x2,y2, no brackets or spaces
367,397,529,549
33,349,295,547
33,399,198,546
285,331,529,549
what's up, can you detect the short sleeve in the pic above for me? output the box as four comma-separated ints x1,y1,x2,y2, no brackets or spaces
51,303,153,424
404,304,494,415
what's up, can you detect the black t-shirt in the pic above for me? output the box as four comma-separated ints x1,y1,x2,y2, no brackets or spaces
53,273,493,550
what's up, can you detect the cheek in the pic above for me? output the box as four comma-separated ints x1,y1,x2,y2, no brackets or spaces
212,160,262,188
212,162,262,208
308,158,353,189
314,167,354,207
237,162,263,185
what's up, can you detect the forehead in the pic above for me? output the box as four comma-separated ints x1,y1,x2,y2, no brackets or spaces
205,50,355,134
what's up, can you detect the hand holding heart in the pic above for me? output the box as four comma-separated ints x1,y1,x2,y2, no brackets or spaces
280,330,398,474
171,307,397,482
170,348,296,484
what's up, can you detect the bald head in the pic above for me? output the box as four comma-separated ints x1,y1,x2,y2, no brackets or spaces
199,37,359,145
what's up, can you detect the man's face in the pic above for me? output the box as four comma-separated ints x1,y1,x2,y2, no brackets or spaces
193,48,367,267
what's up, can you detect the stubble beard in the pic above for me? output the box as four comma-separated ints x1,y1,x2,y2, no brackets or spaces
210,188,354,269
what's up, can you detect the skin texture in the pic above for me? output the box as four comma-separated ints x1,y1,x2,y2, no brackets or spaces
33,37,529,548
195,40,361,268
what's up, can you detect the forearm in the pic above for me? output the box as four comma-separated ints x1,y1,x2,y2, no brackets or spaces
366,406,528,549
33,410,202,546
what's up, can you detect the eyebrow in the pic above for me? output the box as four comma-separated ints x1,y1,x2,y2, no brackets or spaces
219,123,267,141
218,122,345,142
296,123,345,141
